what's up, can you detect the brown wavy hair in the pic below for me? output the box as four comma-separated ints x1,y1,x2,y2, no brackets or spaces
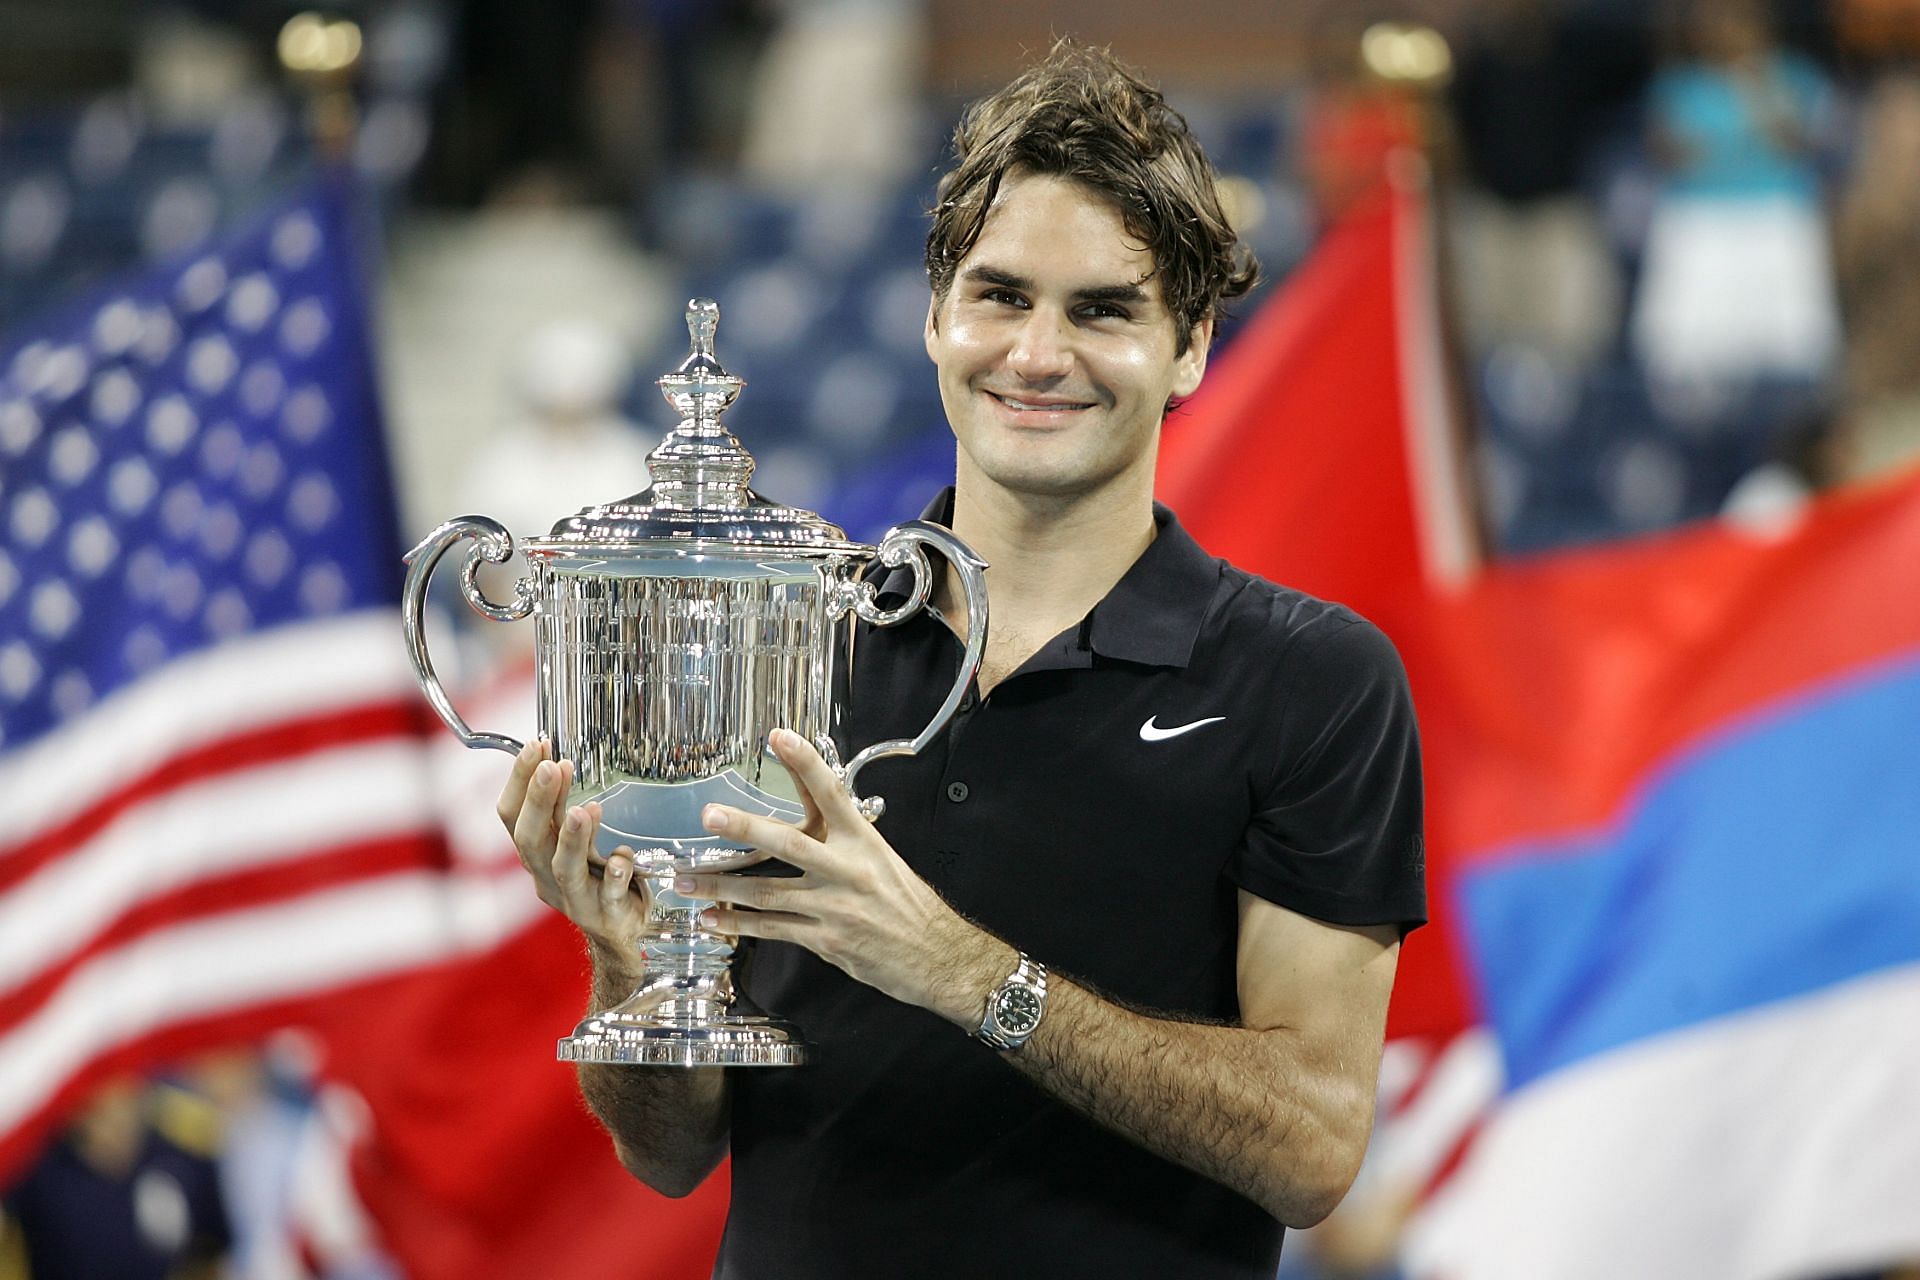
926,39,1261,355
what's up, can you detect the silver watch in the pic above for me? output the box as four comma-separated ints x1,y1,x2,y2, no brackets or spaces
974,953,1048,1051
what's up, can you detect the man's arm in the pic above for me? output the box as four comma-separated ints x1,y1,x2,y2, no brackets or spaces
689,730,1400,1226
501,743,730,1197
1002,895,1397,1226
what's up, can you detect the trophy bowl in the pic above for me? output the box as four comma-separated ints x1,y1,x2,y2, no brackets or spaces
400,299,986,1066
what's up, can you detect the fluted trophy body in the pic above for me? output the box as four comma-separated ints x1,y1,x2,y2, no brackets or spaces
400,300,987,1066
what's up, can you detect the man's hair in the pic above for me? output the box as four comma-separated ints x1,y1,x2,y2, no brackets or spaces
925,39,1260,355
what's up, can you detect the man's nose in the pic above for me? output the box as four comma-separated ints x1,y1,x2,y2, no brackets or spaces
1005,308,1075,381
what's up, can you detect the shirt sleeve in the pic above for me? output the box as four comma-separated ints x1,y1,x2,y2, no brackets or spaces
1225,614,1427,934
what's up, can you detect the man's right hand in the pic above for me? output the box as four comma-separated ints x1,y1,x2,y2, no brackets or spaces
496,739,647,964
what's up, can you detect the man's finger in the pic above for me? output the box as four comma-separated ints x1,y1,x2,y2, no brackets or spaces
512,757,570,861
678,871,809,914
702,805,828,871
495,738,547,834
702,904,809,943
553,801,599,895
769,728,864,829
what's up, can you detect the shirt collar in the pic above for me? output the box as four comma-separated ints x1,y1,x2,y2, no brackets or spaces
876,487,1220,670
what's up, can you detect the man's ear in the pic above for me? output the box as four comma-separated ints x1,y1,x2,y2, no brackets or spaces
1171,313,1214,400
923,294,940,361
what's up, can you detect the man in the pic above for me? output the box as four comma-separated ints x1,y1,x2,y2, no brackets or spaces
500,41,1425,1279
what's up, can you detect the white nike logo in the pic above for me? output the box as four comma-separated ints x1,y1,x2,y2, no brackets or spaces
1139,715,1226,742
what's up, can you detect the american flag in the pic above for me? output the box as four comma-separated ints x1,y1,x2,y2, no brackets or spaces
0,177,498,1182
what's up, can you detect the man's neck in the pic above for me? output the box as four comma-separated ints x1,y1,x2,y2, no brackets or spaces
935,468,1158,685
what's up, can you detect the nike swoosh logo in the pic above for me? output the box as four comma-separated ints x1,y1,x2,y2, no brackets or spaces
1139,715,1226,742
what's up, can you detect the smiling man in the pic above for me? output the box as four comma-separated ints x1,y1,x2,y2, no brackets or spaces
499,40,1426,1279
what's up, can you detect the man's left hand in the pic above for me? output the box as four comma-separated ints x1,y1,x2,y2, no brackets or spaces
680,728,1013,1028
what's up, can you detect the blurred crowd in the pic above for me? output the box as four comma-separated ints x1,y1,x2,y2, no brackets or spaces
4,1,1920,1277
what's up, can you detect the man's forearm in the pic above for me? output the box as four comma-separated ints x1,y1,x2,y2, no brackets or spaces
1007,977,1373,1226
574,942,730,1198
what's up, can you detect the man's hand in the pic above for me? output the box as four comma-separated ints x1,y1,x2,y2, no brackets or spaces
680,728,1013,1028
495,739,646,965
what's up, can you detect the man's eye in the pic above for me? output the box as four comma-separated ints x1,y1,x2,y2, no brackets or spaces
983,289,1027,307
1082,303,1129,321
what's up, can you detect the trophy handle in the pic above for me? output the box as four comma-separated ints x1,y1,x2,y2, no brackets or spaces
401,515,536,755
834,520,989,821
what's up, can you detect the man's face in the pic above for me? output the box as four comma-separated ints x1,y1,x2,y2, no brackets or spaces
924,171,1210,503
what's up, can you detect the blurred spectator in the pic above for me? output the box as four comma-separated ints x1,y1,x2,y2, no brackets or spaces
453,318,655,648
1,1078,230,1280
1833,69,1920,480
1630,0,1841,392
738,0,926,193
1447,0,1635,370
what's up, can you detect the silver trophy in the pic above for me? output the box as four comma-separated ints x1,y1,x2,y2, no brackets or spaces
401,299,987,1067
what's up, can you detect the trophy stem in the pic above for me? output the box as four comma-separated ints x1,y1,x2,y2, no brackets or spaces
557,860,807,1067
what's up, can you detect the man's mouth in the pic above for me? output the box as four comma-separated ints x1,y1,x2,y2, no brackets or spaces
986,391,1094,413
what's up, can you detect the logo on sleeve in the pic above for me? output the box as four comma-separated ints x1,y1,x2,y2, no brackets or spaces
1138,715,1226,742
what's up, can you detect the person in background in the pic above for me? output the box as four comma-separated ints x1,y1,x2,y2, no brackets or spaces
1,1077,230,1280
1630,0,1841,393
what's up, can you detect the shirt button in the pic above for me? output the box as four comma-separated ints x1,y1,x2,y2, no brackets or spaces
946,781,970,803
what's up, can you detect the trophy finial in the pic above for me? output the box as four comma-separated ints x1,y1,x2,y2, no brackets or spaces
686,298,719,365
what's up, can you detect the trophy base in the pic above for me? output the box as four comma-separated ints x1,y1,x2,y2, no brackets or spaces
557,969,808,1067
558,1013,807,1067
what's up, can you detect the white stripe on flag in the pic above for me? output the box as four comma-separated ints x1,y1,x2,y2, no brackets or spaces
0,609,425,845
1403,963,1920,1280
0,867,544,1136
0,739,441,990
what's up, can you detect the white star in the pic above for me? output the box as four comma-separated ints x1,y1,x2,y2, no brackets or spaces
89,368,142,426
30,579,80,640
10,487,58,547
246,529,292,587
271,211,321,269
49,426,100,486
198,502,242,560
135,306,179,364
299,561,349,614
91,298,144,355
240,442,284,499
186,334,238,395
49,670,93,717
203,587,252,638
162,563,204,620
175,256,228,314
0,643,41,700
287,472,338,532
124,625,167,672
126,547,166,601
279,299,331,358
109,456,159,515
226,273,279,332
199,420,244,477
146,394,198,455
281,387,331,443
0,399,41,455
160,482,205,541
240,361,286,416
68,516,118,578
35,345,89,401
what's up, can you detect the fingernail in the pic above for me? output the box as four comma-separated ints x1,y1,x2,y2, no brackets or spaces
700,910,719,928
771,728,793,749
564,808,582,832
535,761,554,784
674,876,695,893
701,806,724,831
608,859,628,880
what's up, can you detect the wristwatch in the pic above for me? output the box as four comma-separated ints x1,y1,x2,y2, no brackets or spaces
974,953,1048,1051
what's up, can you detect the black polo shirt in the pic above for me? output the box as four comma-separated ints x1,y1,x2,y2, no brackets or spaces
719,493,1425,1280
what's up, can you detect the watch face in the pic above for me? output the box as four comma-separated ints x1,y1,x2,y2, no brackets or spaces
995,985,1042,1034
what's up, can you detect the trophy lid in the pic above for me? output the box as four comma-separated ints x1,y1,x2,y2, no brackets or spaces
527,299,864,555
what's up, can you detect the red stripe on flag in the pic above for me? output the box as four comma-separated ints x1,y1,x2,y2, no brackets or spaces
0,832,448,1033
0,699,437,893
